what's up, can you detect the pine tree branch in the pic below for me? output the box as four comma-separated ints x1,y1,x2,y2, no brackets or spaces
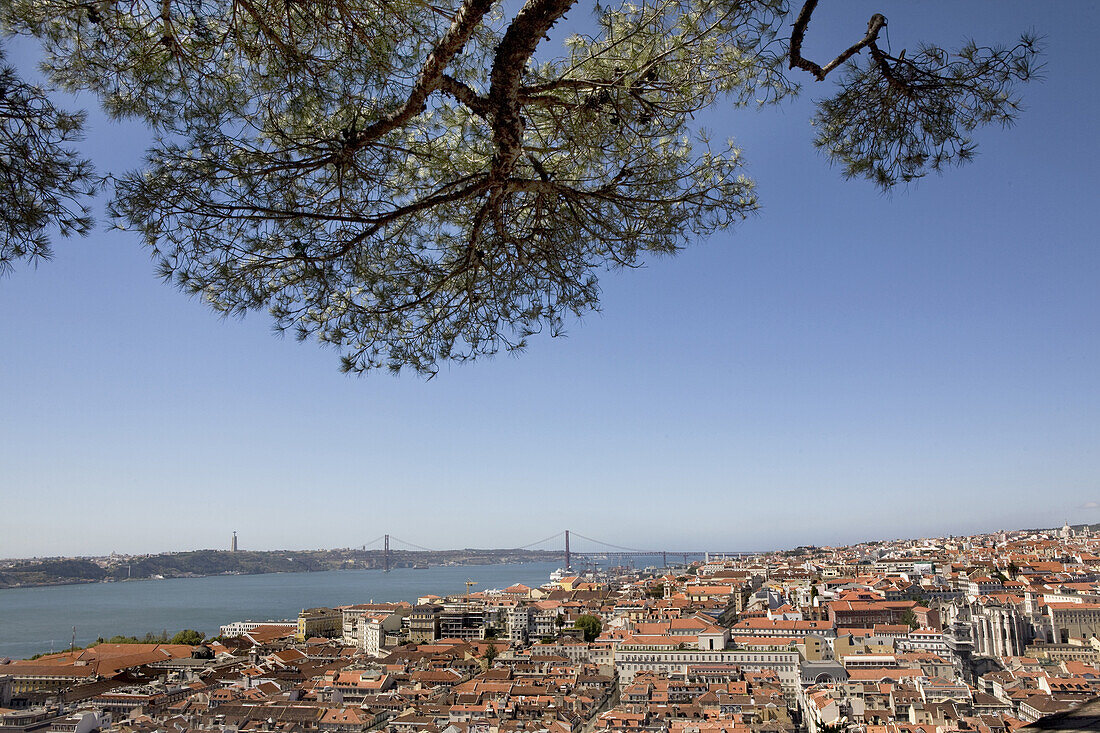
788,0,886,82
487,0,579,183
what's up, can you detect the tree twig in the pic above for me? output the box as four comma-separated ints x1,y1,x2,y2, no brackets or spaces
788,0,886,81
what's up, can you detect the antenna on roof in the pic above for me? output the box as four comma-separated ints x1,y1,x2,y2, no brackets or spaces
71,625,76,655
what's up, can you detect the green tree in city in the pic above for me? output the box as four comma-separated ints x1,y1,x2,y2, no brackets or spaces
169,629,207,645
575,614,603,642
482,642,500,667
900,608,919,630
0,1,1039,374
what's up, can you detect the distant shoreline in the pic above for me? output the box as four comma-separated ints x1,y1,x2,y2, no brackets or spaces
0,548,573,591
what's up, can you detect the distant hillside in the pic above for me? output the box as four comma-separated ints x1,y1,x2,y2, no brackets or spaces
0,548,563,589
0,559,108,587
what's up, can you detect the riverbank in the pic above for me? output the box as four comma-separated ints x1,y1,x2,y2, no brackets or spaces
0,548,564,590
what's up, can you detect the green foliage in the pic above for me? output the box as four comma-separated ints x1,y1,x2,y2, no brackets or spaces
482,643,499,666
0,42,95,275
99,631,170,644
28,628,201,657
169,629,206,645
0,1,1040,373
814,36,1041,187
575,614,602,642
900,608,919,630
85,629,199,647
645,584,665,598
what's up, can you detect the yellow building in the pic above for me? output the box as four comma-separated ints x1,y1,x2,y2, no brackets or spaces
297,607,342,641
556,576,580,591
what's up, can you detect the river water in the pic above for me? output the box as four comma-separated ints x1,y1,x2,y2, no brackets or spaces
0,561,561,661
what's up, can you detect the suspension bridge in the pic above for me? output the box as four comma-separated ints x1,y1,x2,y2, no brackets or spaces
358,530,757,572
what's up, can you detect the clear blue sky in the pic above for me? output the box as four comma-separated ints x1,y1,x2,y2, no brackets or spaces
2,2,1097,558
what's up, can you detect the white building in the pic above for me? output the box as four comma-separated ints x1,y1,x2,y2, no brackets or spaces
614,646,800,696
219,620,296,637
